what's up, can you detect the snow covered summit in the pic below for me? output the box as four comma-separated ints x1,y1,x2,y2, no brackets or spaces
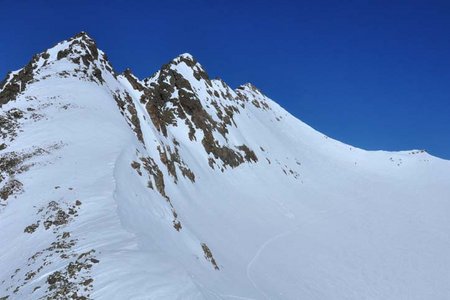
1,32,450,300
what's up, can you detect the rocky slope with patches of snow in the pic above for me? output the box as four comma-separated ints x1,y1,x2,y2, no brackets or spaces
1,32,449,300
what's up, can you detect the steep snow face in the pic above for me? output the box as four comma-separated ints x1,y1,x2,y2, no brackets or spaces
1,33,450,300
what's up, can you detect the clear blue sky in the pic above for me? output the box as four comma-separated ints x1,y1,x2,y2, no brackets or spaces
1,0,449,159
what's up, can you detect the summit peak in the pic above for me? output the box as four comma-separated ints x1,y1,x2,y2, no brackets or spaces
143,53,209,83
175,53,195,61
168,52,201,68
236,82,264,95
71,31,94,42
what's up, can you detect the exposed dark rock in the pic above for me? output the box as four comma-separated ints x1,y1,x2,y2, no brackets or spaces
113,91,144,143
24,223,39,234
201,243,219,270
139,156,167,199
42,52,50,60
173,220,182,231
131,161,142,176
0,109,24,142
45,248,96,299
0,57,36,106
91,67,104,83
157,145,195,183
0,179,23,201
57,49,71,60
237,145,258,162
123,69,144,92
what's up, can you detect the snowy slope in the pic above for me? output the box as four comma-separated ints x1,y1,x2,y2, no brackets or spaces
1,32,449,300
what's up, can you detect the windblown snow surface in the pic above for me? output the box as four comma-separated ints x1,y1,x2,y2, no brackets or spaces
1,32,449,300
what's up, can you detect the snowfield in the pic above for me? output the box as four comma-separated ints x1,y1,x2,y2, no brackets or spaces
1,32,449,300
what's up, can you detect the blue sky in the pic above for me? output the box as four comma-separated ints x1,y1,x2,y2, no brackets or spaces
1,0,449,159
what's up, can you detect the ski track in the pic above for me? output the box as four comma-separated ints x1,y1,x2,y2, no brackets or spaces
246,228,299,299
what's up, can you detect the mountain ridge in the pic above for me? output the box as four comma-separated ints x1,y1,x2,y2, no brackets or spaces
1,32,449,299
0,32,443,159
0,32,269,111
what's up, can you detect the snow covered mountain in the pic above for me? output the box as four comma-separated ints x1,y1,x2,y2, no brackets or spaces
1,32,449,300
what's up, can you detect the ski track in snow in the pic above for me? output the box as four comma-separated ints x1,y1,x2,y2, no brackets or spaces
246,228,299,299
